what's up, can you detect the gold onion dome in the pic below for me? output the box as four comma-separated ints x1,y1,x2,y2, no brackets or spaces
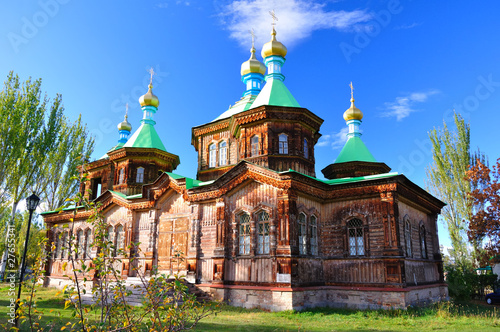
261,27,287,58
139,83,160,108
343,97,363,121
117,114,132,131
241,46,266,76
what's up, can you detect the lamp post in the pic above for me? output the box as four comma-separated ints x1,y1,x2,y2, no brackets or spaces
15,193,40,327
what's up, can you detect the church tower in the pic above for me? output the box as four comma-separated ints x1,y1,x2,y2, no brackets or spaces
321,83,390,179
81,71,180,199
192,24,323,181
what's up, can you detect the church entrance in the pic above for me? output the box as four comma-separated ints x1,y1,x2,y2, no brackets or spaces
157,217,189,272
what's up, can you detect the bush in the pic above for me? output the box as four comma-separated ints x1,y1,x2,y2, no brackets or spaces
445,264,498,300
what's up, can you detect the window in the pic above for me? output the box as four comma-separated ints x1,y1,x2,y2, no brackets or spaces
60,232,67,259
257,211,270,254
209,143,216,168
310,215,318,255
251,135,259,157
136,167,144,183
84,229,92,259
420,225,427,259
107,226,114,255
348,219,364,256
298,213,307,255
54,232,61,259
115,225,124,256
76,229,84,259
304,138,309,159
405,220,412,257
239,213,251,255
279,134,288,154
118,168,125,184
219,141,227,166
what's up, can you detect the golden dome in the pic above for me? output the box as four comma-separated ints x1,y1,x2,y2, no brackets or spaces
139,83,159,108
343,97,363,121
117,113,132,131
241,46,266,76
261,27,287,58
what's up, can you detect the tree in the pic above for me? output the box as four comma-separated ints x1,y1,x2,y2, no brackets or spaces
467,158,500,261
42,115,94,211
0,71,94,278
427,112,485,268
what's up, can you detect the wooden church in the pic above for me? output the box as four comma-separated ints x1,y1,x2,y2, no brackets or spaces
42,26,448,311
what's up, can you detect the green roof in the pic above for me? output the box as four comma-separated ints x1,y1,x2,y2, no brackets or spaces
123,123,166,151
250,79,300,108
335,136,376,164
212,94,257,122
282,168,398,185
165,172,207,189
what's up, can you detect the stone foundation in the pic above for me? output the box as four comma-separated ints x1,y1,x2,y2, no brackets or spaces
198,284,449,311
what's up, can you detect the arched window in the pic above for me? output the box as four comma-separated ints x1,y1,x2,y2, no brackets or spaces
420,225,427,259
298,213,307,255
239,213,251,255
115,225,124,256
136,167,144,183
118,168,125,184
60,232,67,259
405,220,412,257
304,138,309,159
310,215,318,255
76,229,84,259
251,135,259,157
54,232,61,259
348,219,364,256
279,134,288,154
209,143,216,168
107,226,114,255
219,141,227,166
84,229,92,259
257,211,270,254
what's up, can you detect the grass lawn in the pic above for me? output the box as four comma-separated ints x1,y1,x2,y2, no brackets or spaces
0,284,499,331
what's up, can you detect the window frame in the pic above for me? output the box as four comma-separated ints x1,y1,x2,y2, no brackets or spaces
279,134,288,154
251,135,259,157
310,215,318,255
238,213,251,255
118,168,125,184
304,138,309,159
136,167,144,183
256,211,270,255
298,213,307,255
405,219,412,257
420,224,427,259
115,224,124,257
347,218,365,256
84,228,92,259
208,143,216,168
219,141,228,166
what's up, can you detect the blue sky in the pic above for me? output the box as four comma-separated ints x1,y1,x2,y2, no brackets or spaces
2,0,500,249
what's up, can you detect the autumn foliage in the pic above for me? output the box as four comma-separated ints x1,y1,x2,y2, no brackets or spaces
467,158,500,262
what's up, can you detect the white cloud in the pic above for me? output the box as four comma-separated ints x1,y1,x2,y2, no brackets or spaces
317,127,350,150
381,90,439,121
218,0,372,49
394,22,422,30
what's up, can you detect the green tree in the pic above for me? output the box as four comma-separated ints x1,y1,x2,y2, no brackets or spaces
427,112,485,268
0,71,94,277
42,115,94,211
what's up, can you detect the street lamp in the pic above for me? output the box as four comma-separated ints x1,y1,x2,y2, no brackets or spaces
15,193,40,327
